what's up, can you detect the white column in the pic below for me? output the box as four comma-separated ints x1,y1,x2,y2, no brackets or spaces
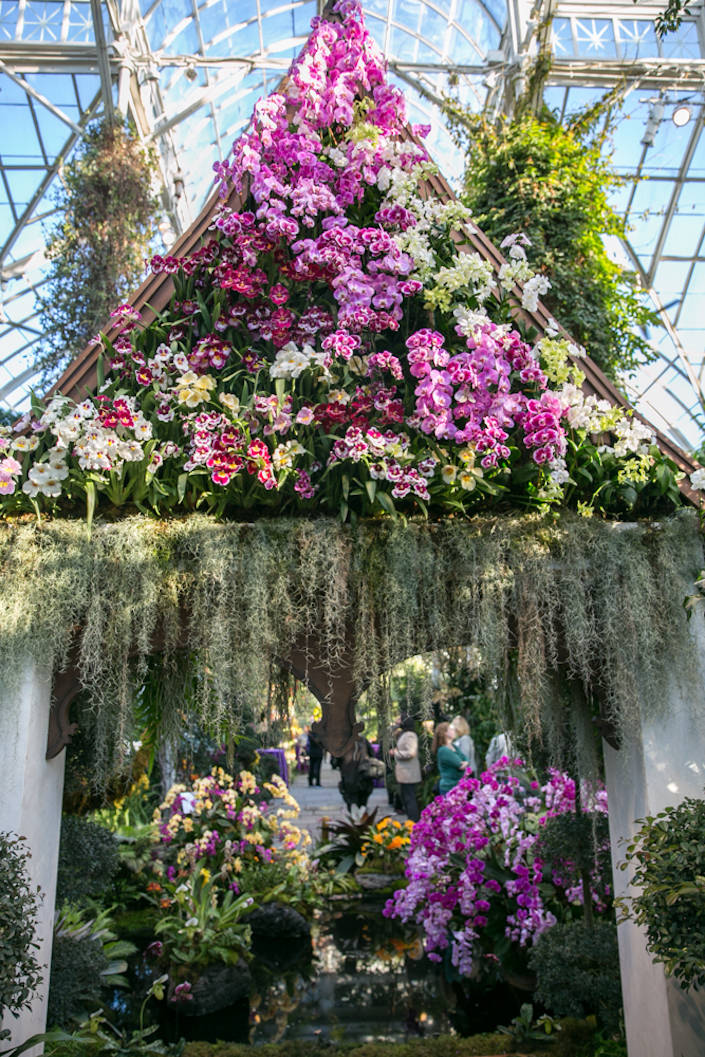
0,662,65,1050
605,611,705,1057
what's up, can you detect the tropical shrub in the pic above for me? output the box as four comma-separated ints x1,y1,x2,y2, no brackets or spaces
445,108,657,382
0,0,684,524
47,906,135,1029
384,760,610,980
48,926,105,1028
56,815,120,905
529,920,622,1031
0,832,42,1027
618,794,705,989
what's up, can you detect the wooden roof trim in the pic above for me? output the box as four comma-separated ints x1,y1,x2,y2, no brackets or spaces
50,180,246,400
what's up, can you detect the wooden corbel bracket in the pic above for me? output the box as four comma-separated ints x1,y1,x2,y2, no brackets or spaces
46,667,81,760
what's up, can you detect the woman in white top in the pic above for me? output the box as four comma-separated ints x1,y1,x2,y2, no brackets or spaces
390,715,421,822
450,715,477,775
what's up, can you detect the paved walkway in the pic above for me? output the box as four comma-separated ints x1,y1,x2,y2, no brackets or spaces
288,755,404,842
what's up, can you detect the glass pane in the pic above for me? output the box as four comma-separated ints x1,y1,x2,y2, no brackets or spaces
616,19,658,60
21,1,64,41
574,18,616,58
550,17,573,57
659,19,700,60
0,0,22,40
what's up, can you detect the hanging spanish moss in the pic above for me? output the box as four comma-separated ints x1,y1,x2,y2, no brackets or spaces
0,511,700,782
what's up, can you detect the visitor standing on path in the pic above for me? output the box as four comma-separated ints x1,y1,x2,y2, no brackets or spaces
432,721,469,794
450,715,477,775
307,724,324,786
390,715,421,822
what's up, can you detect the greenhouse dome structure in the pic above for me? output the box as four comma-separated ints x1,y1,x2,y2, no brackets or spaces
1,0,705,450
2,6,705,1057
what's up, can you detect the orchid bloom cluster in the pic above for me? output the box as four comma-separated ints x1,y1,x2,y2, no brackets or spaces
0,0,684,521
150,767,310,899
384,759,609,979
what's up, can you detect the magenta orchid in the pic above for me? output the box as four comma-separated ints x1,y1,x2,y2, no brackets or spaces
384,759,610,979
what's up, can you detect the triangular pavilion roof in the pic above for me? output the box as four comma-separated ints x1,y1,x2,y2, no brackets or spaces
50,9,699,503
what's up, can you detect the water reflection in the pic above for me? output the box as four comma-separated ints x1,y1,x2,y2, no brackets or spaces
250,896,452,1045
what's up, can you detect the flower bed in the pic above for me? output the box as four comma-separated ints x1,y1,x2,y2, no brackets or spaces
142,769,314,986
384,760,610,980
0,0,685,524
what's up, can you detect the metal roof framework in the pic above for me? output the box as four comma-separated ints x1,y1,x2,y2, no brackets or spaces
486,0,705,449
1,0,705,454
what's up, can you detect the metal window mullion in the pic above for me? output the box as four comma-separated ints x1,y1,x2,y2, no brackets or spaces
0,60,83,133
0,165,20,224
0,88,100,264
16,0,26,40
646,114,705,287
670,225,705,332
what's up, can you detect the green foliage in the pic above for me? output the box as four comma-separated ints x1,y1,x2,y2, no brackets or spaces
0,511,700,784
315,809,380,874
36,119,159,380
179,1018,600,1056
4,976,179,1056
618,794,705,989
634,0,694,38
498,1003,560,1045
48,930,106,1028
0,832,42,1022
433,647,501,762
529,921,622,1032
48,906,136,1028
447,108,658,381
153,874,252,974
537,812,610,880
591,1033,627,1057
536,811,612,925
57,815,120,904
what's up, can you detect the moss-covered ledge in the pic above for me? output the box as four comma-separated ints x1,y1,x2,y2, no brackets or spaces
1,510,701,780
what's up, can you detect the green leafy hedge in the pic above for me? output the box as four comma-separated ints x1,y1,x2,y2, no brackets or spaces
182,1018,598,1057
618,794,705,989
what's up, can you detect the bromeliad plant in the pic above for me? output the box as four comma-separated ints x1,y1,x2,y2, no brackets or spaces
384,759,611,981
0,0,685,523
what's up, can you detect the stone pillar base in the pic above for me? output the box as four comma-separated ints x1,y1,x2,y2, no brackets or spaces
0,663,65,1051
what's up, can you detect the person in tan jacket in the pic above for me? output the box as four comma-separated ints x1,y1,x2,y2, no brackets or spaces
390,715,422,822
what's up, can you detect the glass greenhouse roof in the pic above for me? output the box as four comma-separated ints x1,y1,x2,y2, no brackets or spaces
1,0,705,457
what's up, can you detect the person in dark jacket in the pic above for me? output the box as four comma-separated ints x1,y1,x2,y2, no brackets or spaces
307,725,324,786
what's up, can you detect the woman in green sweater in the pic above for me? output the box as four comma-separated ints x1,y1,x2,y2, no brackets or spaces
432,721,469,794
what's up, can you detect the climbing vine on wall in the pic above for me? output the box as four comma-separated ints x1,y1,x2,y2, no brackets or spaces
0,511,700,783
